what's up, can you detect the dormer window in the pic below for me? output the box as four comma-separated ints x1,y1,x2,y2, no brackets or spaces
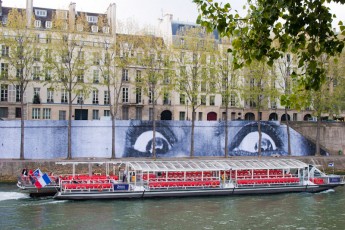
34,20,41,28
102,26,110,34
45,21,52,29
91,25,98,33
87,16,98,23
77,24,83,32
35,9,47,17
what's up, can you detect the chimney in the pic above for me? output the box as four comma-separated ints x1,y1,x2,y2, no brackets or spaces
26,0,33,28
107,3,116,35
69,2,76,31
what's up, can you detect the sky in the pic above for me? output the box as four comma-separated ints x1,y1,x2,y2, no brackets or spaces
3,0,345,30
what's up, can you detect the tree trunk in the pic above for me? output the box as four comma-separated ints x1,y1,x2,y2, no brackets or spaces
285,107,291,156
20,94,25,160
224,104,229,158
190,108,196,158
257,112,262,157
152,93,156,159
111,115,116,159
67,91,72,160
316,115,321,156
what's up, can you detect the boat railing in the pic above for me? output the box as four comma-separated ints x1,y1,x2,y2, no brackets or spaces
147,180,221,189
59,176,120,193
236,177,300,186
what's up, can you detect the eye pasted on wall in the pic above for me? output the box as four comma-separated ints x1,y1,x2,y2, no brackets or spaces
0,120,326,159
123,121,326,158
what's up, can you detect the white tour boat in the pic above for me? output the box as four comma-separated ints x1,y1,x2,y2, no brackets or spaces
53,159,344,200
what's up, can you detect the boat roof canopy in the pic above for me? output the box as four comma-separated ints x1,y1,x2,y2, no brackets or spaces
56,159,308,172
124,159,308,172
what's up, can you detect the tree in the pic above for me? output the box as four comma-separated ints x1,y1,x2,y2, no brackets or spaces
0,9,36,160
275,53,295,155
135,35,172,159
242,60,279,156
194,0,345,91
174,27,216,157
96,33,133,159
213,44,240,157
44,13,91,159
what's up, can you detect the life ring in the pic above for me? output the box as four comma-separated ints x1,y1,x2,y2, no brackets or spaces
211,182,217,188
98,185,103,192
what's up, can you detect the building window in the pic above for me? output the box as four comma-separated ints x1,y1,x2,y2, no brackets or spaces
32,108,41,119
61,90,67,103
122,69,129,81
43,108,51,119
163,93,170,105
1,63,8,79
93,52,100,65
122,87,129,103
77,93,84,104
102,26,110,33
0,107,8,118
93,70,99,83
122,106,129,120
1,84,8,101
104,90,110,105
180,94,186,105
210,95,215,106
92,110,99,120
33,66,40,80
149,108,153,120
1,45,9,57
92,90,99,104
45,69,51,81
230,93,236,107
136,107,142,120
59,110,66,120
16,68,23,79
77,70,84,82
33,87,40,104
136,70,141,81
76,24,83,32
45,21,52,29
87,16,98,23
136,88,142,104
78,51,84,60
91,25,98,33
16,85,21,102
47,89,54,103
34,48,40,61
293,113,298,121
34,20,41,28
179,111,186,121
201,95,206,105
198,112,203,121
104,110,110,117
35,9,47,17
15,107,21,118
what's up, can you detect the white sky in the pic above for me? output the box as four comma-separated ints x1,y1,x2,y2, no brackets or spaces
3,0,345,30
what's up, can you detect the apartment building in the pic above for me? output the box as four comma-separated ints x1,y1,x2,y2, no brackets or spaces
0,1,331,122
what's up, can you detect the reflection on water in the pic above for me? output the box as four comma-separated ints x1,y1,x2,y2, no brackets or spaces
0,183,344,230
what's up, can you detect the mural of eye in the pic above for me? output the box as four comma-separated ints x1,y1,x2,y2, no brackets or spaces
234,132,277,153
229,121,285,156
133,131,173,154
124,120,177,157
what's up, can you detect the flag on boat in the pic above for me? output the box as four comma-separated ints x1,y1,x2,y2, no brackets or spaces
34,173,52,189
328,162,334,167
33,168,43,177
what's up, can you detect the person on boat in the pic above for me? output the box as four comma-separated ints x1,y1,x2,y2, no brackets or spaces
22,168,28,176
28,169,33,176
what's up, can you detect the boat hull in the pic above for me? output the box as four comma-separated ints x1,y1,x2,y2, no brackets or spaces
54,184,344,200
17,182,59,197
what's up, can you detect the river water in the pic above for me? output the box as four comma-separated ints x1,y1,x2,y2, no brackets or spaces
0,183,344,230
